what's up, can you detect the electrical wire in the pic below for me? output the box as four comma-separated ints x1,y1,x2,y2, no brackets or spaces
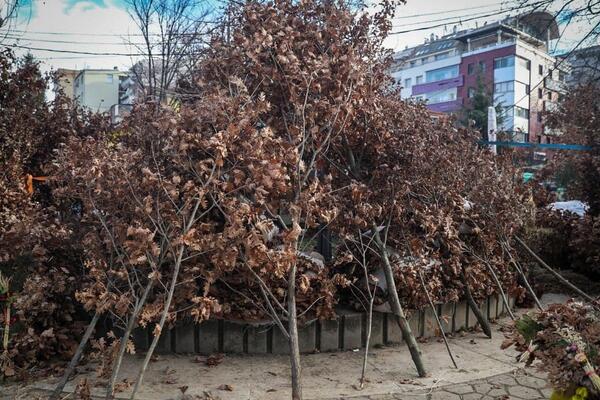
389,0,553,35
497,18,600,121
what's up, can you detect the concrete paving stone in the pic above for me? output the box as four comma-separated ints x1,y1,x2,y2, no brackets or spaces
385,314,403,344
223,321,245,353
488,296,499,320
407,310,422,338
445,383,474,395
198,319,220,354
299,322,317,353
487,374,518,386
540,387,554,398
507,385,543,399
246,324,268,354
132,327,149,351
515,375,548,389
487,387,509,398
272,325,290,354
473,382,494,394
343,312,363,350
366,312,384,347
454,300,468,332
319,318,340,351
155,328,171,354
174,322,195,353
438,302,454,334
462,393,485,400
423,305,438,337
430,390,461,400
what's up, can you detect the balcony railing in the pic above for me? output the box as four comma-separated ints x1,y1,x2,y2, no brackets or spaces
426,99,463,113
411,75,463,96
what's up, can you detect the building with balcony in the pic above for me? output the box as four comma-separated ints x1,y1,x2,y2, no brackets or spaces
54,67,137,123
391,12,569,144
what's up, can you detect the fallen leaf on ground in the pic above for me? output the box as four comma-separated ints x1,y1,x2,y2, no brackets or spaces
206,353,224,367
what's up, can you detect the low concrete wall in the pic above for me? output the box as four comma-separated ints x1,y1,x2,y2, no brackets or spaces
132,295,514,355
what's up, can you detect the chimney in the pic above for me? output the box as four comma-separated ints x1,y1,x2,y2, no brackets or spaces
113,66,118,70
430,33,435,42
453,25,458,34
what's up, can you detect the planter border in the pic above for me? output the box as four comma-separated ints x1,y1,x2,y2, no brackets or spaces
132,295,513,355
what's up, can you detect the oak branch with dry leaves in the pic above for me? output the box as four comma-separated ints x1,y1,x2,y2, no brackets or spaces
0,0,534,398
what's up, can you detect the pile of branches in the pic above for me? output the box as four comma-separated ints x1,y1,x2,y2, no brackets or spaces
503,301,600,400
0,50,110,379
0,0,532,390
529,83,600,279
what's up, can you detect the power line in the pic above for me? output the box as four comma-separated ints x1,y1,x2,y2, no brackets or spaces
497,18,600,121
1,42,192,57
1,34,149,46
389,0,553,35
393,1,507,20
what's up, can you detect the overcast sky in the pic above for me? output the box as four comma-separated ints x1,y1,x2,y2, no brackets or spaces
3,0,599,75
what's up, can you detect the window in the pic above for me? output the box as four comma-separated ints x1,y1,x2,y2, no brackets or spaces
434,52,449,61
525,84,530,95
416,75,423,84
426,88,457,104
517,57,530,70
468,63,475,75
494,56,515,69
404,78,412,88
538,88,543,98
410,60,416,67
538,65,544,75
421,57,428,64
105,74,114,84
425,64,459,82
559,71,566,82
537,112,542,122
515,106,529,119
468,87,476,98
547,91,552,100
494,81,514,93
478,61,486,72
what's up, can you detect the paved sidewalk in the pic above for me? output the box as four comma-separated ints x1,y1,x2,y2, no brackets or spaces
4,317,553,400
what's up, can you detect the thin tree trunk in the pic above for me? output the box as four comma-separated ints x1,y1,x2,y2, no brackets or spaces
515,236,597,304
417,270,457,369
50,311,100,400
503,242,543,311
130,200,201,399
460,265,492,338
372,224,427,377
480,260,515,321
288,261,303,400
360,290,375,389
130,246,184,399
106,280,153,399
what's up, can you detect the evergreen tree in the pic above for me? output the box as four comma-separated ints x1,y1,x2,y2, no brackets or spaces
462,74,503,139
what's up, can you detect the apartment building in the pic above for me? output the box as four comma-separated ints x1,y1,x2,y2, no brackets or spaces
55,67,134,118
391,11,569,144
54,68,79,100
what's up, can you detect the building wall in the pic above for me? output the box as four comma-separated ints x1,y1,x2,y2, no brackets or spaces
74,70,124,113
459,45,516,103
391,55,462,100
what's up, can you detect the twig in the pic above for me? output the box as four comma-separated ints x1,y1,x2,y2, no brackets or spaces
515,236,597,304
417,269,458,369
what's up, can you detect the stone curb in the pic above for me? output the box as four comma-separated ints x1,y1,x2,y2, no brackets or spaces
133,295,515,355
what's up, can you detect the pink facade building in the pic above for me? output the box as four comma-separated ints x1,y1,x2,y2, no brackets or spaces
391,12,569,144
